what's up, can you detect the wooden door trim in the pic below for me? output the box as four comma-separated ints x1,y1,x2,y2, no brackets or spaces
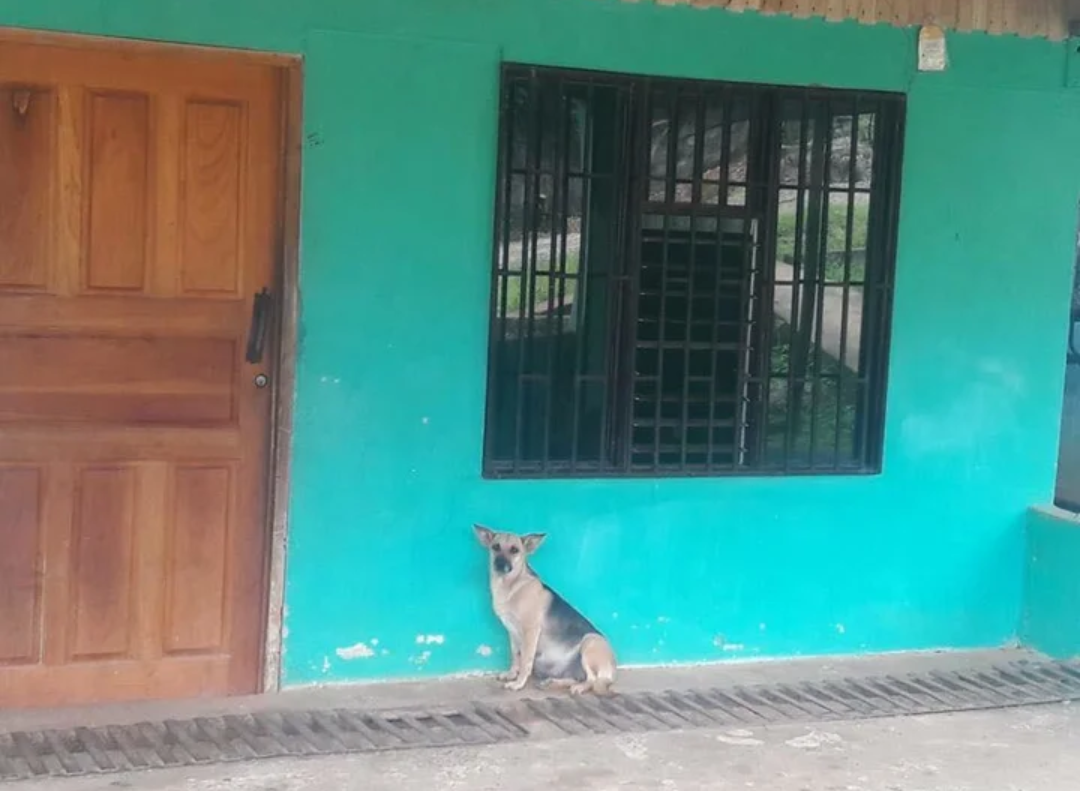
0,25,299,67
263,60,304,694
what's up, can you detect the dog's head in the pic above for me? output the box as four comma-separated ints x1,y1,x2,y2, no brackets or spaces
473,524,545,578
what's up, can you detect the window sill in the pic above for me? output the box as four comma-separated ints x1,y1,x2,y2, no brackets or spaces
1032,503,1080,524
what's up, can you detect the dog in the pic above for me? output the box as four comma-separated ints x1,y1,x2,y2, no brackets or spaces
473,524,617,696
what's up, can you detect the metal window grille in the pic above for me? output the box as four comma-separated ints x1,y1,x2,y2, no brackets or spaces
483,64,905,479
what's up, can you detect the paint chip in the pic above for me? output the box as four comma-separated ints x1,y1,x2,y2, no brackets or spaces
613,734,649,761
656,616,671,624
785,730,845,749
336,642,376,660
716,729,763,746
415,634,445,645
836,623,846,635
410,650,432,667
476,644,493,657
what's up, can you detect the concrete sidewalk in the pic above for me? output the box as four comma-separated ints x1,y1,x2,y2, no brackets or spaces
3,649,1076,791
0,649,1034,733
19,704,1080,791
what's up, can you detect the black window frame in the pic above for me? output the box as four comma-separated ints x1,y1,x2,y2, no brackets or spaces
482,62,906,480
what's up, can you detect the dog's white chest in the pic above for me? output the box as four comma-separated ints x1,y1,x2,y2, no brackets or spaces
493,599,523,639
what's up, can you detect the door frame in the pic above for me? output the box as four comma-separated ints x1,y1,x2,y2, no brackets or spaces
0,25,303,697
264,59,303,694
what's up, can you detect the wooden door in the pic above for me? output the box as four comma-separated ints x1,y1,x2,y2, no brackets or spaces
0,35,284,707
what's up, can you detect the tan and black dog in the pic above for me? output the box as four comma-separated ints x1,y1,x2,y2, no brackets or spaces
473,524,616,696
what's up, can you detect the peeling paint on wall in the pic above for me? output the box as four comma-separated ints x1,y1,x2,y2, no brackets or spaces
336,642,376,660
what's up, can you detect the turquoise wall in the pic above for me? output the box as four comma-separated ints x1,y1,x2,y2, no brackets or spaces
1021,507,1080,659
5,0,1079,685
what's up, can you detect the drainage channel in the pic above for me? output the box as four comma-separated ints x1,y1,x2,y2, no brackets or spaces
2,657,1079,781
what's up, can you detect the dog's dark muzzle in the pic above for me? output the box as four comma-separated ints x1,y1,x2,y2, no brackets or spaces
493,555,512,574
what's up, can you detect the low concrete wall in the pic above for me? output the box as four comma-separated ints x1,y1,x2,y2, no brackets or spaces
1021,506,1080,659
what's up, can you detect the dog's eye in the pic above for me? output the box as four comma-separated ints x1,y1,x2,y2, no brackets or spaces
491,543,501,552
509,546,520,555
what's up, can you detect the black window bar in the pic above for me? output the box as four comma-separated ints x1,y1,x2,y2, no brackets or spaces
482,64,905,479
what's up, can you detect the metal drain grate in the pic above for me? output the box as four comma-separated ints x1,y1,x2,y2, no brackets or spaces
1,658,1079,781
0,704,528,781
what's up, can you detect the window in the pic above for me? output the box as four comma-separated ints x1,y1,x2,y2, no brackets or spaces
1055,224,1080,511
482,64,905,479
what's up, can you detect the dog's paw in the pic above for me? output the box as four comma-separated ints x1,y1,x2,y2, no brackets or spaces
503,678,528,692
569,682,591,696
496,670,518,682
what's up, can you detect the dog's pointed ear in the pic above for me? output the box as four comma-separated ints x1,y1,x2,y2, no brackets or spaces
522,533,546,554
473,524,496,547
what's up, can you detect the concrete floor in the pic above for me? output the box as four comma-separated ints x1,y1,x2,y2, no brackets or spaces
2,649,1075,791
14,704,1080,791
0,648,1035,732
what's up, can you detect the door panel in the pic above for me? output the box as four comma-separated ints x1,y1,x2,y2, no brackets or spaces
0,466,43,665
0,36,282,707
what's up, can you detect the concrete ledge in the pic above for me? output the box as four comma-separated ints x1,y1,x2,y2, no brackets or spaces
1029,504,1080,523
1021,505,1080,659
0,648,1032,734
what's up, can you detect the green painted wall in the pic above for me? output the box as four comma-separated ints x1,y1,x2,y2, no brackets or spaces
1021,507,1080,659
4,0,1079,685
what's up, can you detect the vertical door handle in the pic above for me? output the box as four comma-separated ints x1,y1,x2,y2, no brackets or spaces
245,287,273,365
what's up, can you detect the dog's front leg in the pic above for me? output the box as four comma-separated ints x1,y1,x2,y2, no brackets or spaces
497,631,521,682
504,627,540,692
